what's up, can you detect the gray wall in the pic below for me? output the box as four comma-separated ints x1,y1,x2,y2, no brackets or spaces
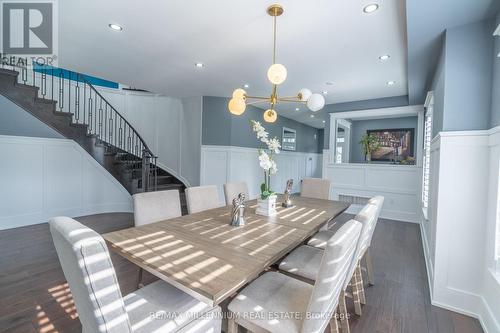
430,36,446,138
323,95,409,149
430,17,496,136
0,95,63,138
491,11,500,127
444,19,493,132
202,96,323,153
349,116,418,163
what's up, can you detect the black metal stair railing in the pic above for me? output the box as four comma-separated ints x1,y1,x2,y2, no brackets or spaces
1,62,158,192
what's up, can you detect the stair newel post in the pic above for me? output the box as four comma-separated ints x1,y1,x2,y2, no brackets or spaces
51,66,54,101
154,156,158,191
141,149,151,192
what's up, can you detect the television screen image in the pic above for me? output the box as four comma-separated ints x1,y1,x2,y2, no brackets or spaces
367,128,415,163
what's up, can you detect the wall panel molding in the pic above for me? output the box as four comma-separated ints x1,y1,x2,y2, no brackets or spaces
201,145,322,204
322,150,422,223
422,127,500,333
0,135,132,230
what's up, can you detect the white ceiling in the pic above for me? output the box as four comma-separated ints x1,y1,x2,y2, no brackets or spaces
58,0,408,129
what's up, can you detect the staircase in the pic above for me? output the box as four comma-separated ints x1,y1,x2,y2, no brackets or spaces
0,63,187,212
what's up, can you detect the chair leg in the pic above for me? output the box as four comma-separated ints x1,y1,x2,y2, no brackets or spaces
365,248,375,286
356,264,366,305
137,268,144,289
351,263,364,315
338,290,350,333
330,307,340,333
228,315,238,333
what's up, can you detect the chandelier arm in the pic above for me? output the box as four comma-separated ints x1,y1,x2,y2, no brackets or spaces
246,100,270,106
245,95,271,101
277,95,301,101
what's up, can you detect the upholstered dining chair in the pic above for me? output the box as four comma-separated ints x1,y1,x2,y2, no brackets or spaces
132,189,182,226
185,185,220,214
227,219,362,333
300,177,331,200
132,189,182,287
223,181,249,205
308,196,384,286
49,217,222,333
279,197,383,332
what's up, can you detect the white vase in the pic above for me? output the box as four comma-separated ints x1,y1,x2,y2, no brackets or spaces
255,194,277,217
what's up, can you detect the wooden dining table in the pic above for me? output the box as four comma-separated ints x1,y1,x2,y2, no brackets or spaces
103,195,349,306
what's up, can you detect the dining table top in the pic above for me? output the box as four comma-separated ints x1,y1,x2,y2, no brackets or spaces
102,195,350,306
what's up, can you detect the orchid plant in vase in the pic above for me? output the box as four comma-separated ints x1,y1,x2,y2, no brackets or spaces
251,120,281,216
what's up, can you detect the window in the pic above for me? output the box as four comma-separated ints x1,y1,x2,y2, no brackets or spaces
422,93,434,212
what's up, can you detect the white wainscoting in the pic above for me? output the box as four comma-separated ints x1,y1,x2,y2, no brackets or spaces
421,128,500,333
95,88,202,187
322,150,422,223
200,145,322,204
0,135,132,230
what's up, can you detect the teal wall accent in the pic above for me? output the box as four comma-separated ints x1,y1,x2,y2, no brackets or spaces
202,96,323,153
33,63,119,89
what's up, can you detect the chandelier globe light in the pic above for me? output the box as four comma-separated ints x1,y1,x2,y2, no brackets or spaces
263,109,278,123
228,4,326,122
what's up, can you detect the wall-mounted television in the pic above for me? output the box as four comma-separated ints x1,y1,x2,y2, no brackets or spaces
367,128,415,163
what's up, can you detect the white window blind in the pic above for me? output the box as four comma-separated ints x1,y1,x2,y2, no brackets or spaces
422,108,433,209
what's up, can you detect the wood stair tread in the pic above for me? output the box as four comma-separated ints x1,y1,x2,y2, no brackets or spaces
0,66,187,196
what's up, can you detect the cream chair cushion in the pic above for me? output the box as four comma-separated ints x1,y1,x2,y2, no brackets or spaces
307,198,379,250
228,271,312,333
185,185,220,214
124,280,222,333
223,182,249,205
133,190,181,226
307,230,335,249
50,217,222,333
300,178,331,200
279,245,323,281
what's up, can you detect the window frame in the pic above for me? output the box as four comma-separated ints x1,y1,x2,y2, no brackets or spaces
421,92,434,219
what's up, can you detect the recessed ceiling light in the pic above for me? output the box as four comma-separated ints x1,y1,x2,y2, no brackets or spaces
326,81,334,85
108,23,123,31
379,54,390,61
363,4,379,13
195,62,205,69
295,107,300,111
387,80,396,86
322,120,326,123
322,91,328,95
243,84,249,88
310,115,315,118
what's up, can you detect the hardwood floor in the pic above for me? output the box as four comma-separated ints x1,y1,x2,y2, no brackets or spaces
0,213,483,333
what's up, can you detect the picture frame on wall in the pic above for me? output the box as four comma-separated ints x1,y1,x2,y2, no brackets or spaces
282,127,296,151
367,128,415,164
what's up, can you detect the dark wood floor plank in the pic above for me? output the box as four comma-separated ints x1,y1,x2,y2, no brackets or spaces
0,213,483,333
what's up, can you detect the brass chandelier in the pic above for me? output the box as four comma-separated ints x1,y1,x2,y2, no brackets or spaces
228,4,326,123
